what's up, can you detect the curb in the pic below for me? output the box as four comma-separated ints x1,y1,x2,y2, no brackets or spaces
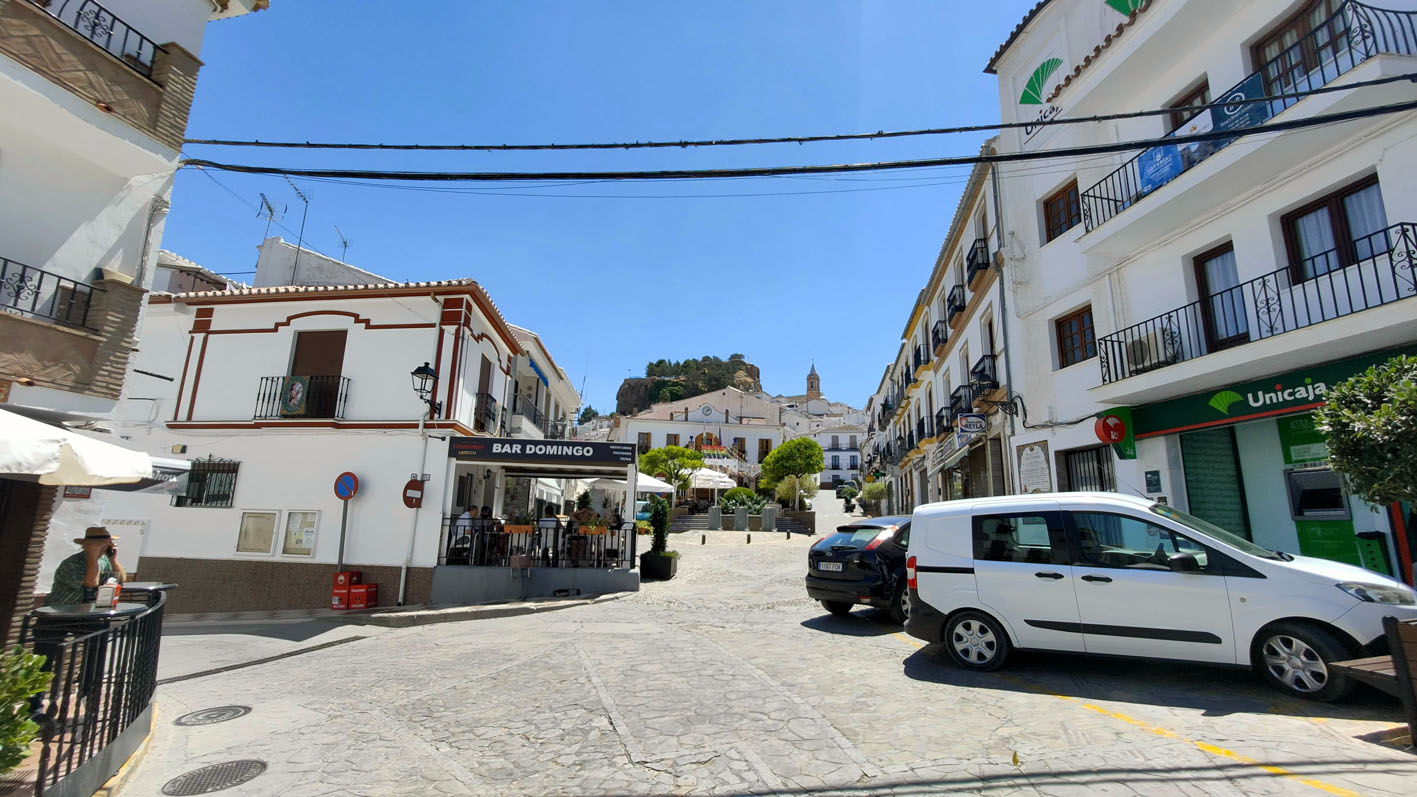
165,592,627,628
332,592,626,628
95,701,156,797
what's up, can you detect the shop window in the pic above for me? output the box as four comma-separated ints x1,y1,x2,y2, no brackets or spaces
1281,176,1388,281
1285,467,1351,521
236,511,277,554
174,457,240,508
1062,446,1115,492
282,511,319,556
1043,180,1081,243
1167,81,1211,130
1054,306,1096,368
973,513,1064,564
636,432,651,454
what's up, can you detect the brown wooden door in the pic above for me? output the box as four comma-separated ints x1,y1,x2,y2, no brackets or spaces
290,330,347,377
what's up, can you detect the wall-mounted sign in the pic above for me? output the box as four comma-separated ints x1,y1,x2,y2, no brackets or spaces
402,478,424,509
1016,442,1051,494
62,486,92,500
1144,470,1163,494
956,413,987,435
1095,408,1136,460
450,437,636,465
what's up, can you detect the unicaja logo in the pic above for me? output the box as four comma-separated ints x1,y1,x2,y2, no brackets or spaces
1208,378,1329,415
1020,59,1062,105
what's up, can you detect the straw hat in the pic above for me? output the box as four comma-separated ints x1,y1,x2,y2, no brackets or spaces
74,526,119,545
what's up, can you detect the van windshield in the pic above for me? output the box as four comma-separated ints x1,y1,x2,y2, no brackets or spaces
1149,504,1282,560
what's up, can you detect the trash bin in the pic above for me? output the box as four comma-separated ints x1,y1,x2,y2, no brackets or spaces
1355,531,1393,576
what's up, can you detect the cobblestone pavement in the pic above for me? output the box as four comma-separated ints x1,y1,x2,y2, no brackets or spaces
123,496,1416,796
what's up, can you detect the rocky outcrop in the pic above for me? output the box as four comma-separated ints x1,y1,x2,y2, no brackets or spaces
615,358,763,415
616,378,655,416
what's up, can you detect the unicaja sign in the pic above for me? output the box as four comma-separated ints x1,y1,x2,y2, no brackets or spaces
1209,378,1330,415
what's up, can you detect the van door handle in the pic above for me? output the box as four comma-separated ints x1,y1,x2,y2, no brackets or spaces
1034,572,1065,580
1081,575,1113,583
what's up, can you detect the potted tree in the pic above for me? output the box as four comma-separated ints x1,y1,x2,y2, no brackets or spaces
639,494,678,580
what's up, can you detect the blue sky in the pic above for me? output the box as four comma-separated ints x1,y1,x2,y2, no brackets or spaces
166,1,1031,414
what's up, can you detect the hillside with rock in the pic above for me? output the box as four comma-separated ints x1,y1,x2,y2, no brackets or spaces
615,354,762,415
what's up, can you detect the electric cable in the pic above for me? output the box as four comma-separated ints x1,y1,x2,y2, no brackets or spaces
179,97,1417,182
182,72,1417,152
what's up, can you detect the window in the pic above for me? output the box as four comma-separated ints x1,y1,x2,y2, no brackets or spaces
849,456,858,469
1252,0,1348,98
236,511,277,554
666,433,680,447
1282,176,1388,280
1193,244,1248,347
849,435,857,448
1070,511,1218,574
732,436,746,457
831,435,840,449
831,455,841,470
636,432,651,454
1167,82,1211,130
1062,446,1115,492
1055,306,1096,368
173,457,240,508
758,439,772,463
973,513,1064,564
282,511,319,556
1043,180,1081,243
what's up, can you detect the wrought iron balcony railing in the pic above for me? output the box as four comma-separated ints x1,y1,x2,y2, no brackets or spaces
512,394,545,432
1099,222,1417,383
913,344,930,370
947,284,966,322
546,420,569,440
254,375,350,419
1,256,99,329
949,385,973,421
971,354,999,391
931,320,948,350
966,238,990,281
475,392,499,433
935,408,950,436
27,0,164,78
1081,1,1417,232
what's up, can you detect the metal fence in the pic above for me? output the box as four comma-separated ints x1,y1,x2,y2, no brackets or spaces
1,257,98,330
1099,222,1417,382
438,520,638,570
1080,1,1417,232
19,590,167,797
27,0,164,78
253,375,350,419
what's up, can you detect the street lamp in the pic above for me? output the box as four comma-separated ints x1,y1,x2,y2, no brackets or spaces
410,361,442,417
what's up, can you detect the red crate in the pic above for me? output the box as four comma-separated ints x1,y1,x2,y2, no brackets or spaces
331,586,350,611
333,570,361,587
349,583,378,610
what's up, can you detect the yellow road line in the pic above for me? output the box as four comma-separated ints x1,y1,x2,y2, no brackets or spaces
889,632,1357,797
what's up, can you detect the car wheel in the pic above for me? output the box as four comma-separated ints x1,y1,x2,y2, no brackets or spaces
821,600,854,617
1253,622,1355,702
944,611,1010,671
886,582,909,625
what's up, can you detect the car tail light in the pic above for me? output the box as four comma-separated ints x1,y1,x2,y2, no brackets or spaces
864,526,896,551
906,556,917,590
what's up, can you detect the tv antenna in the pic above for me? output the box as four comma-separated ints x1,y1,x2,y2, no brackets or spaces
283,176,310,283
334,225,351,261
257,193,284,240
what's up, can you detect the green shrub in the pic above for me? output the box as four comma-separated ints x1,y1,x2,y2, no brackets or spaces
576,490,592,511
722,487,755,503
1315,355,1417,505
840,485,858,500
649,494,670,554
0,647,49,775
861,482,887,501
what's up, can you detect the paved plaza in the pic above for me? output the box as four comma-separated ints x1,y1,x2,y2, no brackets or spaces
123,497,1416,796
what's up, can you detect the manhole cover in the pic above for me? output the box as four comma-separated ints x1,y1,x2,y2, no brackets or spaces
174,706,251,726
162,760,267,795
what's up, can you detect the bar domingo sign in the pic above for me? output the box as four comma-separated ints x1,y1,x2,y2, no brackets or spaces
449,436,635,465
1130,347,1417,439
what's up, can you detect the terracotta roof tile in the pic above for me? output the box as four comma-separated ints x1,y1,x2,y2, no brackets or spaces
984,0,1054,75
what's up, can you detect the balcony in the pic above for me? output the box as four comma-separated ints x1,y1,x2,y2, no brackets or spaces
1,256,99,330
965,238,990,286
1080,2,1417,236
947,285,966,325
254,375,350,420
949,385,973,422
970,354,999,392
931,320,949,355
1098,223,1417,384
546,420,569,440
25,0,162,78
935,408,950,437
510,394,546,436
475,392,499,434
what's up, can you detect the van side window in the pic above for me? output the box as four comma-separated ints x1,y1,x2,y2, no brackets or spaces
973,514,1061,564
1069,512,1219,573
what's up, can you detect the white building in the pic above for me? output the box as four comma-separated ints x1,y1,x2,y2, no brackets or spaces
989,0,1417,579
0,0,267,639
609,386,786,480
811,424,864,488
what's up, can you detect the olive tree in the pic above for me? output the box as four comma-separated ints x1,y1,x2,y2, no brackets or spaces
1314,354,1417,506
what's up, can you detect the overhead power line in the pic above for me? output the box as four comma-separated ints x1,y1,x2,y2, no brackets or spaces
183,72,1417,152
180,98,1417,182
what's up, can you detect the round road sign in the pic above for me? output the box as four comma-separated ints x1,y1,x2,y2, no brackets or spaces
334,472,359,501
402,478,424,509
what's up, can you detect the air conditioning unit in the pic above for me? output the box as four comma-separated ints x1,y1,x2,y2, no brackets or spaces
1126,330,1180,373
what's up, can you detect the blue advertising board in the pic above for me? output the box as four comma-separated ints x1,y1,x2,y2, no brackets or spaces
1210,72,1272,147
1137,145,1184,195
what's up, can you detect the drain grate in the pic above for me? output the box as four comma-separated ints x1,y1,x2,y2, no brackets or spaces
174,706,251,726
162,760,267,795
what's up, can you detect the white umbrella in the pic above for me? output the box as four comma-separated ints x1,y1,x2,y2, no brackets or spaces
688,468,736,489
589,475,674,494
0,408,153,486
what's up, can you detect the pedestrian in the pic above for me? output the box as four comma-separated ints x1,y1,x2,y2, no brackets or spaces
49,526,126,605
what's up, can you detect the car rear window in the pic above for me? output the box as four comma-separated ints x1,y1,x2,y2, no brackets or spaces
822,528,889,549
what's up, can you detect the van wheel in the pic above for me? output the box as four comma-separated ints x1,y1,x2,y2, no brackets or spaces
821,600,853,617
1253,622,1355,702
944,611,1010,671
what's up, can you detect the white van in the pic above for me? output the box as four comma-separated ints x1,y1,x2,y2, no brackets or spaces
904,492,1417,701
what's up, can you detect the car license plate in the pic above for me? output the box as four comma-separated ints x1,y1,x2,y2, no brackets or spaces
817,561,844,572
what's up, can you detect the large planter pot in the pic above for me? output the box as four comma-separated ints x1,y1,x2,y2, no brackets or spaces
640,552,678,581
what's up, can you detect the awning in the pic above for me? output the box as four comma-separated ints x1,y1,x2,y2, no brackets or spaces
589,474,674,494
0,408,154,486
688,467,736,489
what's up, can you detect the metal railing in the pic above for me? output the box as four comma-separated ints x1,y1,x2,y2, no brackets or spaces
1099,223,1417,383
1081,1,1417,232
949,385,973,421
253,375,349,419
947,284,966,321
0,257,99,330
913,344,930,370
475,392,499,434
971,354,999,391
546,420,569,440
935,408,950,435
511,394,545,432
966,238,990,281
19,589,168,796
27,0,164,79
439,519,637,569
931,320,948,350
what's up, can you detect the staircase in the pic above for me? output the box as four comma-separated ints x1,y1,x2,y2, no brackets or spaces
669,513,714,532
775,516,813,536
